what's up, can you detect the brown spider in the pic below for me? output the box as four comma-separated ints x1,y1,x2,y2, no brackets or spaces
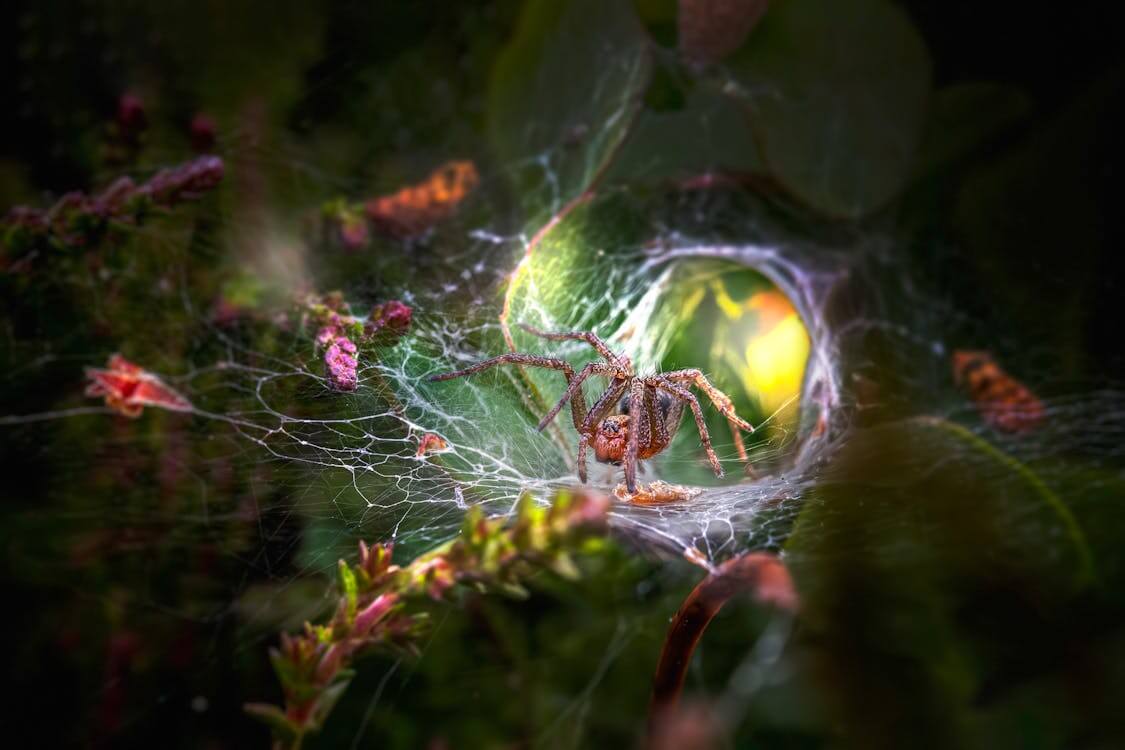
428,324,755,493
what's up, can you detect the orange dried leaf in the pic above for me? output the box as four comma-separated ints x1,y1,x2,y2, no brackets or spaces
952,350,1045,434
365,160,479,238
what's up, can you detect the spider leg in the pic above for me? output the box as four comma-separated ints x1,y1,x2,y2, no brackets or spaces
429,353,588,430
580,377,630,435
728,419,749,462
576,434,589,483
661,369,755,432
624,379,646,492
658,383,724,478
516,323,624,367
537,362,616,432
663,396,686,443
642,381,667,448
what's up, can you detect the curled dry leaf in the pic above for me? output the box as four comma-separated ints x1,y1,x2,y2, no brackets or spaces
365,160,479,238
952,350,1045,434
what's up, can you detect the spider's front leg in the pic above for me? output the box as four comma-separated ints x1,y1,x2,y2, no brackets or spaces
576,435,589,483
623,380,647,493
538,361,615,432
576,378,629,485
428,352,589,433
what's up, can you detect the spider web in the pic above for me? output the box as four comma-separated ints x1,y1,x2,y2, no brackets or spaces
137,157,848,569
7,128,1119,573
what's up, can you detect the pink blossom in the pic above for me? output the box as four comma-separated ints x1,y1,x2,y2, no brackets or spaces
324,337,358,391
364,300,413,341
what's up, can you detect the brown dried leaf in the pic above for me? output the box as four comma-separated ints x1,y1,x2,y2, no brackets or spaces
679,0,770,65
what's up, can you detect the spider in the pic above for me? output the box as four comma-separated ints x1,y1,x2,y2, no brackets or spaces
428,324,755,493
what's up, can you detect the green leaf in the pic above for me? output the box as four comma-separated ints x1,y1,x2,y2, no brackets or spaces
243,703,300,744
488,0,654,216
310,675,355,731
788,416,1095,595
605,86,765,184
269,648,303,691
784,417,1096,745
494,581,531,600
723,0,931,217
338,559,358,621
546,551,581,580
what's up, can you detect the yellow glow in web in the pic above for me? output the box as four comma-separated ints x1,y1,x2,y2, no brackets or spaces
744,311,809,408
741,290,809,420
705,283,809,426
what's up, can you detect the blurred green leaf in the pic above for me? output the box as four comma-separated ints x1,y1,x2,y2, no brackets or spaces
338,559,358,620
785,416,1096,746
789,416,1094,605
488,0,653,216
723,0,931,217
912,82,1032,179
605,87,765,184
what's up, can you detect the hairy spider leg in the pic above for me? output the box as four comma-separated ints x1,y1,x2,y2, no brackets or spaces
624,379,647,492
580,377,630,436
642,383,666,450
576,433,590,483
428,353,588,431
516,323,627,370
728,419,749,462
662,369,755,432
577,378,629,483
658,383,724,477
537,361,617,432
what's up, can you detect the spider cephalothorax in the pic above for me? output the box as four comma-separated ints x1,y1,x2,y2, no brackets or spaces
428,324,755,493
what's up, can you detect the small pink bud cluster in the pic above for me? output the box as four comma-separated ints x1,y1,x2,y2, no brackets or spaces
315,311,358,392
247,490,611,748
2,155,224,254
324,337,357,391
364,299,412,343
305,296,414,392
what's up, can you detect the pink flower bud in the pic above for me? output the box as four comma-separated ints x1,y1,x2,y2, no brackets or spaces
324,337,358,391
352,593,398,635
